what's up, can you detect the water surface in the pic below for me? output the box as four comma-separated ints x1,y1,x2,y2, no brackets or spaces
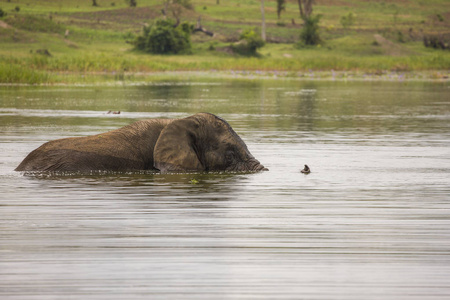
1,79,449,299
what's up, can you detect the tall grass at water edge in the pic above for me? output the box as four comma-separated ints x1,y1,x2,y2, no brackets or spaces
16,52,450,71
1,48,449,84
0,61,53,84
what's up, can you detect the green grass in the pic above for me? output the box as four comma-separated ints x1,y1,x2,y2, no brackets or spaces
5,14,64,33
0,60,53,84
0,0,449,84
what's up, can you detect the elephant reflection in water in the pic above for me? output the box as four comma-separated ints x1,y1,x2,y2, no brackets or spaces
16,113,267,173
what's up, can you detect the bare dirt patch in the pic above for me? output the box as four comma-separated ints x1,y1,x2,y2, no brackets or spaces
67,6,163,31
373,34,415,56
0,20,11,29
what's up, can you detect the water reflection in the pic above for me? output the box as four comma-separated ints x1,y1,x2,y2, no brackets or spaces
1,79,449,299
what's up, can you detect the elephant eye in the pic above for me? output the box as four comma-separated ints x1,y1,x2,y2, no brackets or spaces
225,151,235,163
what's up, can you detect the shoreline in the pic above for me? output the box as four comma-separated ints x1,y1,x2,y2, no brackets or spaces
1,69,449,86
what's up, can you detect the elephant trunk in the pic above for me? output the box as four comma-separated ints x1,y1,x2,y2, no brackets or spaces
248,158,268,172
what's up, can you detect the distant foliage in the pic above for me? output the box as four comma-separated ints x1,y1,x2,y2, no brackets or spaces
0,8,7,18
298,14,322,47
165,0,194,26
125,0,137,7
340,12,355,29
134,19,192,54
173,0,193,10
396,30,405,43
231,29,265,56
276,0,286,20
423,35,449,50
297,0,314,19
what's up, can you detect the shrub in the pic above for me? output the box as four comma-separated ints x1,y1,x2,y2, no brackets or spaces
397,30,405,43
134,19,192,54
297,14,322,47
231,29,265,56
125,0,137,7
423,35,449,50
0,8,7,18
340,12,355,29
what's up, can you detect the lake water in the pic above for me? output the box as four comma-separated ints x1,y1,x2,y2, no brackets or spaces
1,78,449,299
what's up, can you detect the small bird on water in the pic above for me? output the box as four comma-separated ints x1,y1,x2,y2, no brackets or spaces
301,164,310,174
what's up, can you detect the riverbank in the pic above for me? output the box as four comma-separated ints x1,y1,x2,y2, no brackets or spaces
1,41,449,85
1,69,449,87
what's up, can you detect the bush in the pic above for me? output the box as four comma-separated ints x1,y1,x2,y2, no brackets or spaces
423,35,449,50
125,0,137,7
340,12,355,29
397,30,405,43
231,29,265,56
134,19,192,54
298,14,322,47
0,8,7,18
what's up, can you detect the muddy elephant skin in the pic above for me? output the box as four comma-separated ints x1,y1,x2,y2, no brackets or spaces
15,113,267,173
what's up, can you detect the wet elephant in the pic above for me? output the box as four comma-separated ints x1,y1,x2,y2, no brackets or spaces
15,113,267,173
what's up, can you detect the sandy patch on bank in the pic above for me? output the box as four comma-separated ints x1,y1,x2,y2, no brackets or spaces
373,34,415,56
0,20,11,29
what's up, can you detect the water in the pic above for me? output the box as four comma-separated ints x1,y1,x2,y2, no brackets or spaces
1,79,449,299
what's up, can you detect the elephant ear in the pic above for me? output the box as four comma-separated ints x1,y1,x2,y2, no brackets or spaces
153,117,205,173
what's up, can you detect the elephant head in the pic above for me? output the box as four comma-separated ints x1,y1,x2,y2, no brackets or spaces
153,113,267,173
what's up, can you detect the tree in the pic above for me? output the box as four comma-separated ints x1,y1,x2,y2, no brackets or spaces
194,16,214,36
92,0,99,7
297,0,314,19
276,0,286,20
295,0,321,46
162,0,194,27
260,0,266,41
298,14,322,46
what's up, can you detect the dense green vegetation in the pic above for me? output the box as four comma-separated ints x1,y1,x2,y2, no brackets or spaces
231,29,265,56
134,19,192,54
0,0,449,84
297,14,322,47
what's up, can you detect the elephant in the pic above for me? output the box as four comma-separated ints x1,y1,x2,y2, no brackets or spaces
15,113,268,173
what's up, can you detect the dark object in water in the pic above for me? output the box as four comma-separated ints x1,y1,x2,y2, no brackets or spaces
301,164,310,174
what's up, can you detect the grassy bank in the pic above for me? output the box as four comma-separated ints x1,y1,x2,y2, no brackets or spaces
1,43,448,84
0,0,449,84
